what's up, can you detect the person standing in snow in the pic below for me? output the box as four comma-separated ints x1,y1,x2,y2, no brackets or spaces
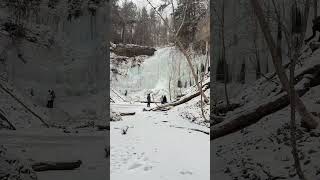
50,90,56,108
124,90,127,96
47,90,52,108
30,88,34,97
147,94,151,107
163,95,167,104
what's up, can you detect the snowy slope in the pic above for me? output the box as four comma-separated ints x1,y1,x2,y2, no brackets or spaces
0,129,108,180
212,48,320,179
0,1,108,125
0,2,109,179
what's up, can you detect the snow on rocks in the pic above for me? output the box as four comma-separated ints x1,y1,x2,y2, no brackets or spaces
111,111,122,122
174,88,210,127
0,146,37,180
213,99,320,179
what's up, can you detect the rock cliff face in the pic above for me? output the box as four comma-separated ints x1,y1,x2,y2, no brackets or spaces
0,0,109,125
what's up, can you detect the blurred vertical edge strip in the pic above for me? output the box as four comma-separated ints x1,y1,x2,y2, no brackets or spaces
209,0,214,178
106,0,111,180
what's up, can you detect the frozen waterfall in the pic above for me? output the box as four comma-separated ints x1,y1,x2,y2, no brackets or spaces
113,46,207,102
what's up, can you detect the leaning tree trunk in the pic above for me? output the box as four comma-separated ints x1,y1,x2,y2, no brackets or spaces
222,0,230,106
290,37,307,180
314,0,318,18
250,0,318,129
211,66,320,140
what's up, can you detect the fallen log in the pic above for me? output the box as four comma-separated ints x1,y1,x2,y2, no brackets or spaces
151,84,210,111
96,125,110,131
210,114,225,125
111,43,156,57
138,101,162,104
32,160,82,172
211,69,320,140
120,112,135,116
213,103,242,115
188,128,209,135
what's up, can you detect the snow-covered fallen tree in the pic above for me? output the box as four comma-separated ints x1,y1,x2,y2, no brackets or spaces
211,56,320,140
150,80,210,111
110,43,156,57
32,160,82,172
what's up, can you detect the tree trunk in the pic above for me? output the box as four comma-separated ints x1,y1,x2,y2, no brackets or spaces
120,112,136,116
222,0,230,106
314,0,318,18
121,23,126,43
151,82,210,111
253,13,261,80
211,67,320,140
290,36,306,180
250,0,318,129
32,160,82,172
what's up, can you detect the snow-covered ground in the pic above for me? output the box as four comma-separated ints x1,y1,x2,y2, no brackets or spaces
212,86,320,179
110,43,210,180
0,128,108,180
212,47,320,179
110,103,209,180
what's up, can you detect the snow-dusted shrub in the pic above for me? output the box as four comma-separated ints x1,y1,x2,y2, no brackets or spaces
0,146,37,180
110,111,122,121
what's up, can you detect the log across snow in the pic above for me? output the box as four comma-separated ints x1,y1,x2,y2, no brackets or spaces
150,78,210,111
110,43,157,57
32,160,82,172
211,50,320,140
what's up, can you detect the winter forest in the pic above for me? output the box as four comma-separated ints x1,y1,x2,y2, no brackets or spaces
2,0,320,179
110,0,210,179
212,0,320,179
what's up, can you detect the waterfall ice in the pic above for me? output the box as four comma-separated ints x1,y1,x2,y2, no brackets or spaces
112,46,207,102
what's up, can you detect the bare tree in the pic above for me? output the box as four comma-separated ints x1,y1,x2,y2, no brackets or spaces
250,0,318,131
212,0,230,106
314,0,318,18
221,0,230,106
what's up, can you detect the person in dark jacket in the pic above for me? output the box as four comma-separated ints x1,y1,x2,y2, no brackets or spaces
163,95,167,104
47,90,52,108
50,90,56,108
147,94,151,107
